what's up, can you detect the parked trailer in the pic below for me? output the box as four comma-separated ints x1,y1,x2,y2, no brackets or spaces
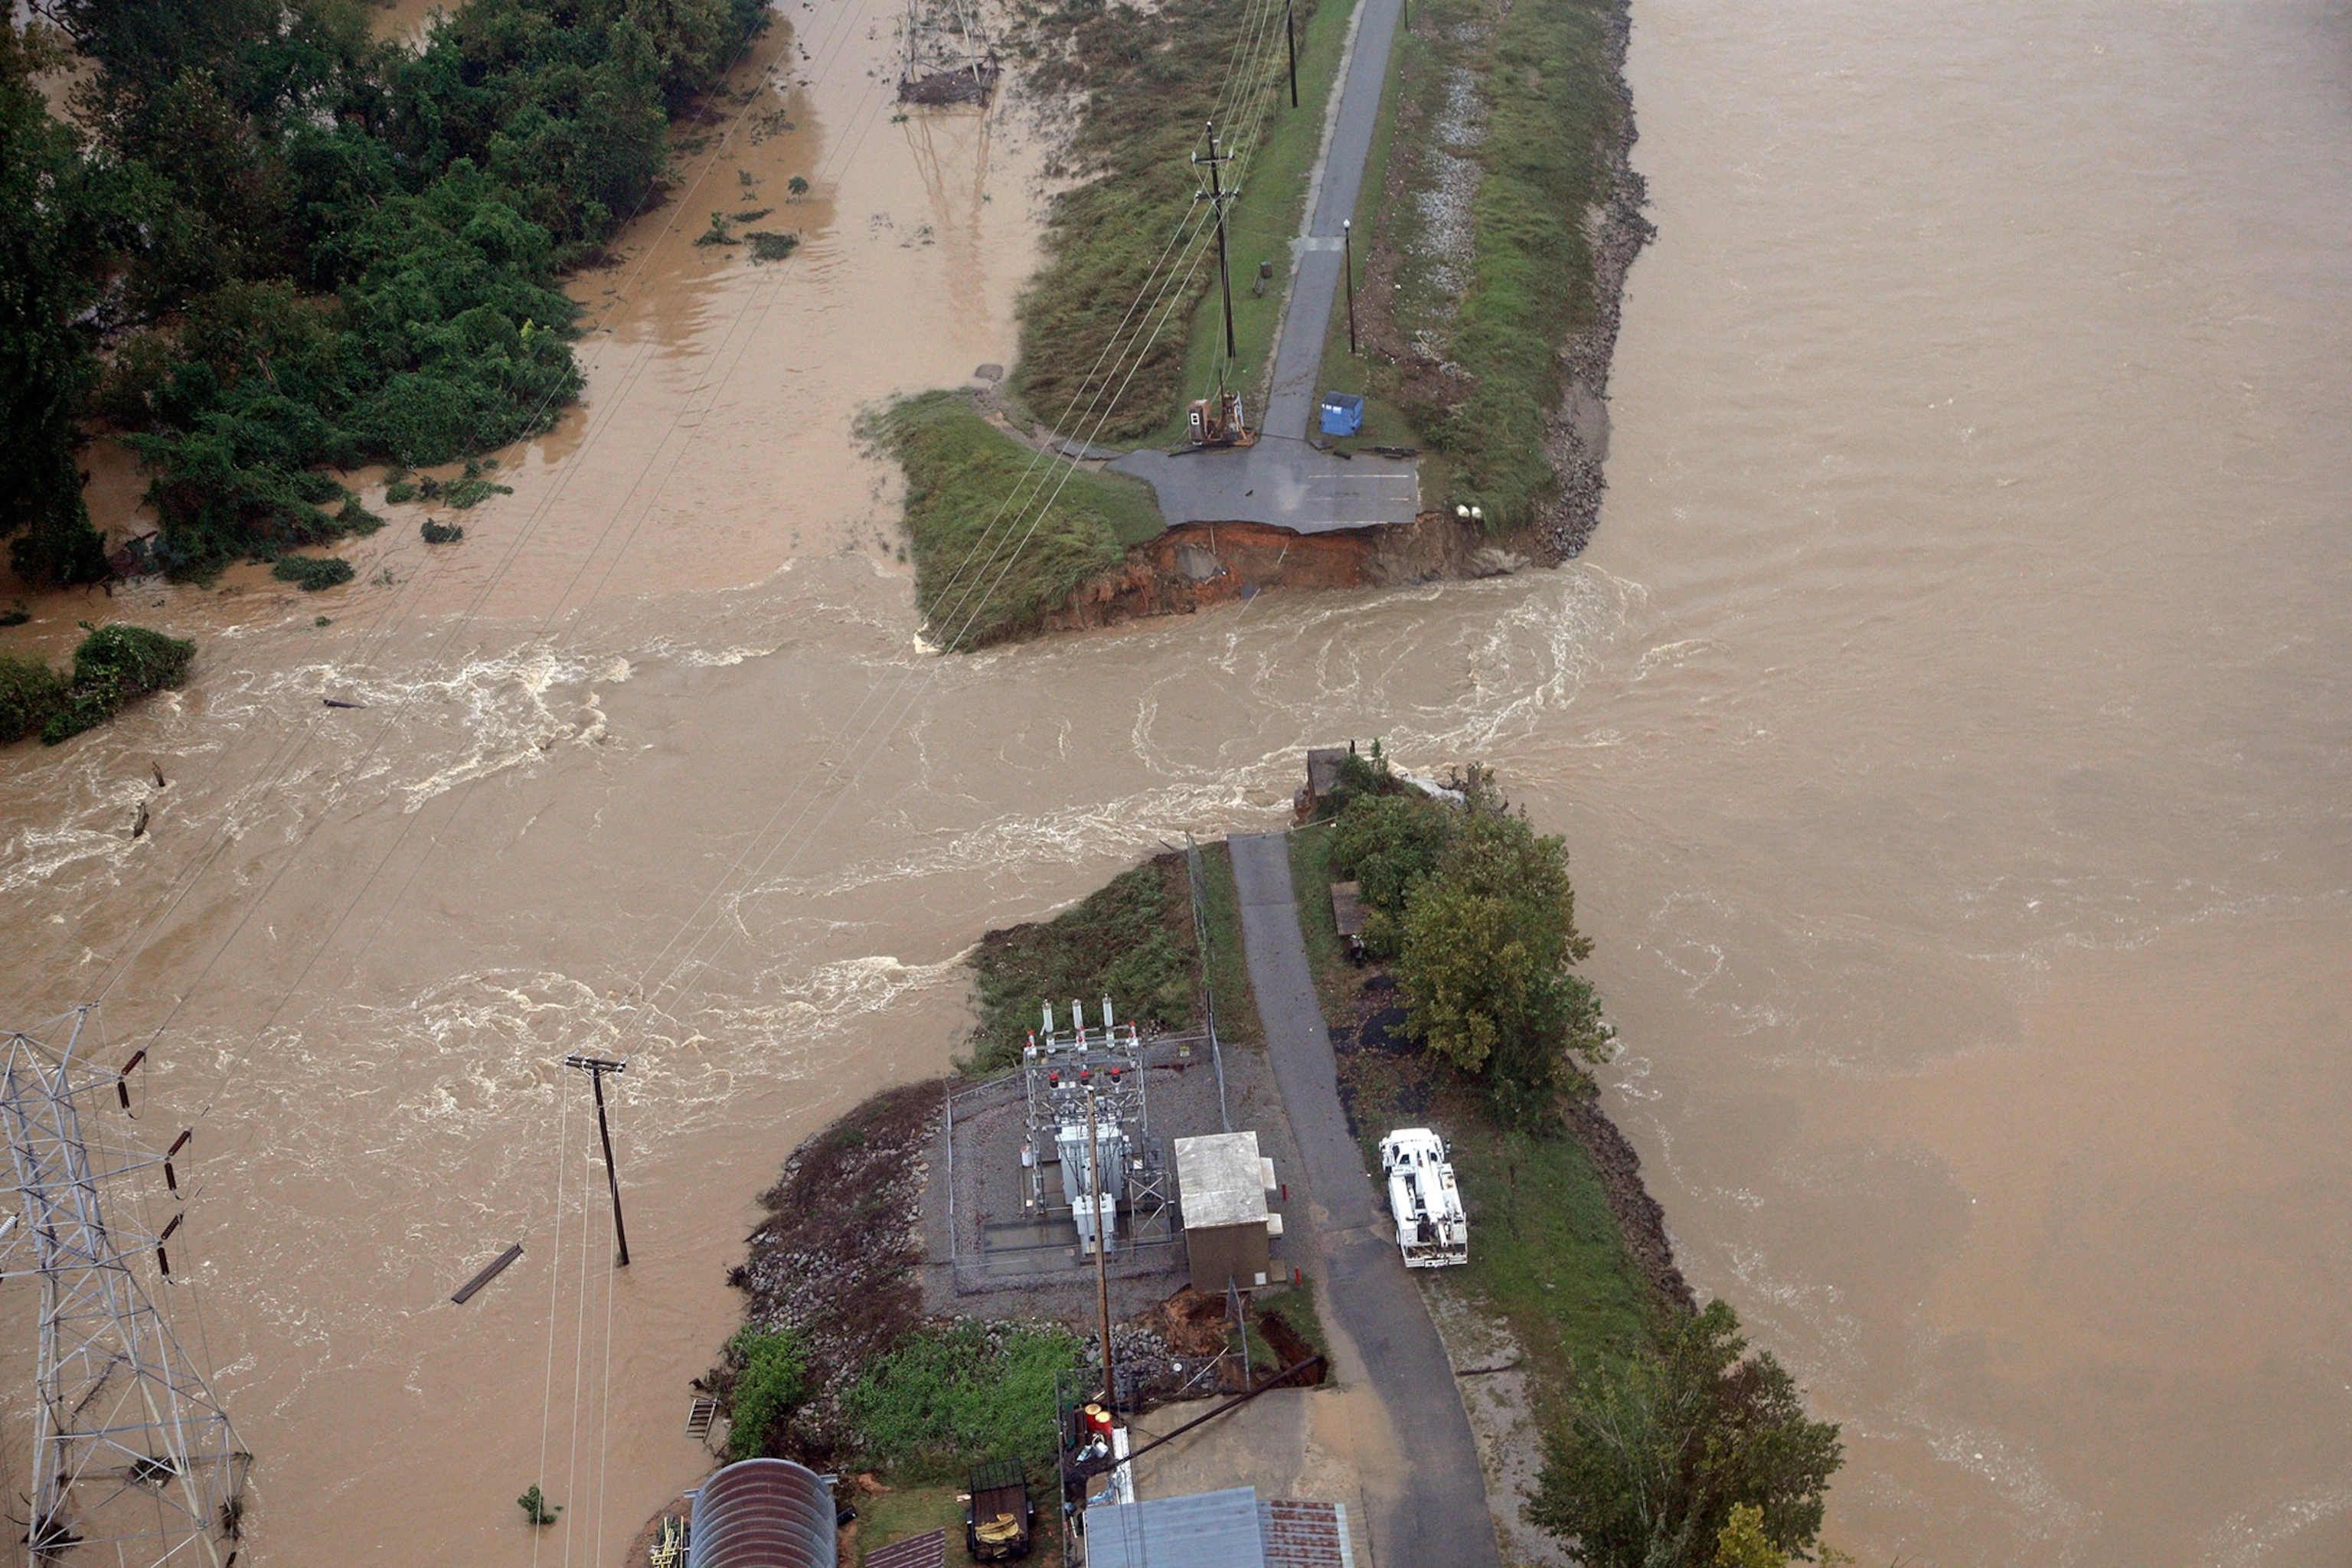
1379,1127,1468,1267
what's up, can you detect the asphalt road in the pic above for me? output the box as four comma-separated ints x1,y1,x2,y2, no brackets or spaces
1108,0,1422,531
1227,832,1502,1568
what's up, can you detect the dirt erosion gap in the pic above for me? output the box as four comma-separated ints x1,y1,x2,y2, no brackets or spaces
1044,511,1515,631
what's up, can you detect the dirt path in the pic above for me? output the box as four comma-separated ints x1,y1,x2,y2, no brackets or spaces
1225,831,1500,1568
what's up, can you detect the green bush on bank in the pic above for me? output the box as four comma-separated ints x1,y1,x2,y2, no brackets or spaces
841,1321,1081,1479
871,391,1161,651
2,623,197,746
723,1326,811,1462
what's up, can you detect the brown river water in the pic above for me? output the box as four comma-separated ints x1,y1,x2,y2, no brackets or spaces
3,0,2348,1563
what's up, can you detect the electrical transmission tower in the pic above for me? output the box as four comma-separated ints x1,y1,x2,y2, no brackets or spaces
0,1009,248,1566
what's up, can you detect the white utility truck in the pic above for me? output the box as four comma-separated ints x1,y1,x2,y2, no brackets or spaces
1380,1127,1468,1267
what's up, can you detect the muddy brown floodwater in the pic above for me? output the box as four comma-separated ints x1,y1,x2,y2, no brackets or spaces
1,0,2347,1564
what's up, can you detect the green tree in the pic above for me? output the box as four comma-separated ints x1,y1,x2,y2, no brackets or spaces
1715,1504,1788,1568
1531,1301,1842,1568
0,21,107,584
1391,807,1609,1124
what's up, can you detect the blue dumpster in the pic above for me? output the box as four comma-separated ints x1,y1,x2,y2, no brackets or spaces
1318,392,1364,437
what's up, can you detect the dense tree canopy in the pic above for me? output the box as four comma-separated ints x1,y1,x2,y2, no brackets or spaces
1531,1301,1843,1568
1326,761,1612,1125
0,0,768,583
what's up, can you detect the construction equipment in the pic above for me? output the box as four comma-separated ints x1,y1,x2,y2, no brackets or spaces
1186,389,1255,449
1379,1127,1468,1267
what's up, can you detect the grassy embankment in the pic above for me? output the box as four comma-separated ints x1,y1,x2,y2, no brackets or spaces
1287,819,1653,1380
1322,0,1625,529
870,391,1162,650
1008,0,1339,444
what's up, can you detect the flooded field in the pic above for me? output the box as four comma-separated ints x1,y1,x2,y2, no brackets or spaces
2,0,2348,1563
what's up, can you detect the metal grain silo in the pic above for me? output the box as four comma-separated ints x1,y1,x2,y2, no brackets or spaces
686,1458,838,1568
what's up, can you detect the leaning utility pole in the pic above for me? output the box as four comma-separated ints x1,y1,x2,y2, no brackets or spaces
1194,122,1240,362
564,1054,632,1266
1,1008,248,1568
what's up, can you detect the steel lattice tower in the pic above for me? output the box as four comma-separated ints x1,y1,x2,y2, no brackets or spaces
1,1010,247,1566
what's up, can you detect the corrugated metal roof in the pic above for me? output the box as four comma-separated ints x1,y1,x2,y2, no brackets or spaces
1084,1486,1266,1568
861,1530,946,1568
1175,1132,1271,1230
1261,1499,1354,1568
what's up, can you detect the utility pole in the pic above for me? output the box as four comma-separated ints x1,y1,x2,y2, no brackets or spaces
1285,0,1298,108
1086,1089,1116,1410
1194,122,1239,362
1343,219,1358,354
564,1054,631,1266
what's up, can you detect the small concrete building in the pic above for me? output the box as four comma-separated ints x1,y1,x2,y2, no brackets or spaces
1175,1130,1283,1292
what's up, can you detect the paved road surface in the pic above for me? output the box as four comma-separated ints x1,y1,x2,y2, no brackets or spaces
1109,0,1422,531
1227,832,1501,1568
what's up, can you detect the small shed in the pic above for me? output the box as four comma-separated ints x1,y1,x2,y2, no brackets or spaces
1300,746,1351,815
1174,1131,1282,1292
1083,1489,1357,1568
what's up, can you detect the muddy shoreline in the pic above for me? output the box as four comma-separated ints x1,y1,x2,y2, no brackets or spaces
1534,0,1652,561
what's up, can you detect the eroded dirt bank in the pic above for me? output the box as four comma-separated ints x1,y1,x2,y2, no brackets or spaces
1043,512,1527,633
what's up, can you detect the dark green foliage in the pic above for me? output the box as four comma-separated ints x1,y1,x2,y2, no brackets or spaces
17,0,769,580
966,858,1196,1072
444,459,514,508
0,653,70,744
36,622,196,744
1530,1300,1842,1568
723,1326,811,1462
273,555,354,590
516,1484,560,1525
786,174,808,197
0,25,109,586
694,210,739,247
745,230,799,262
421,518,465,544
1327,769,1609,1125
1011,0,1316,439
871,391,1158,649
0,604,29,628
842,1321,1081,1478
384,479,420,503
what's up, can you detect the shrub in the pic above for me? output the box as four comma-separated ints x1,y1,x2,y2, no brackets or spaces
746,230,799,262
273,556,354,591
0,653,69,744
724,1326,811,1461
843,1321,1080,1477
38,624,195,744
421,519,465,544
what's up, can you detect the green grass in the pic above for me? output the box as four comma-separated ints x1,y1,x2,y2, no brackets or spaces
1324,0,1621,528
874,391,1163,650
1195,840,1263,1047
965,856,1198,1072
1250,1275,1331,1363
1011,0,1334,443
1145,0,1363,446
842,1321,1083,1481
